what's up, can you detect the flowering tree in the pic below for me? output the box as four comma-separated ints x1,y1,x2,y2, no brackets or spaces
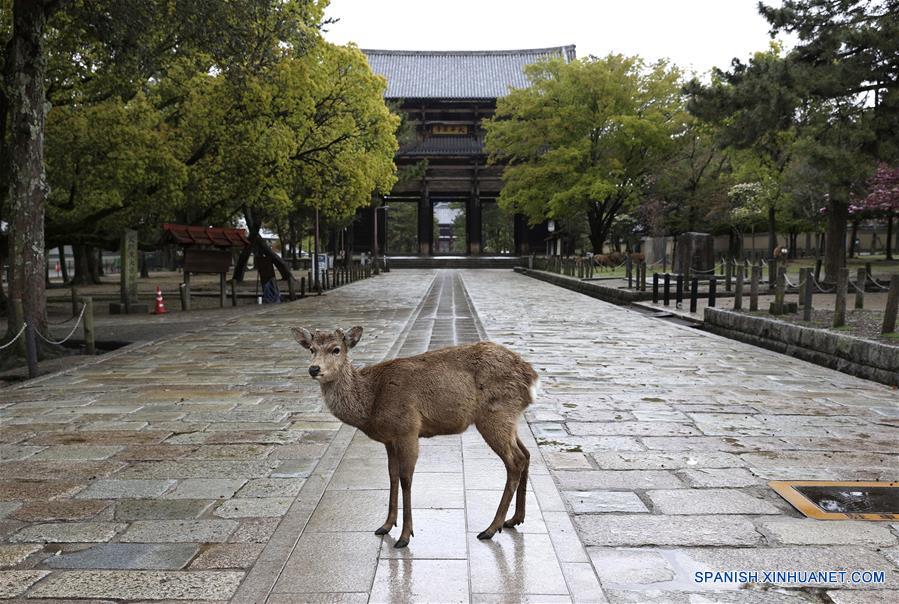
859,164,899,260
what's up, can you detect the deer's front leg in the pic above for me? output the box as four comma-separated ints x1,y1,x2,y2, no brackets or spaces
394,437,419,548
375,442,399,536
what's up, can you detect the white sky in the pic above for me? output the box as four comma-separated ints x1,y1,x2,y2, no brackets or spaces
323,0,790,77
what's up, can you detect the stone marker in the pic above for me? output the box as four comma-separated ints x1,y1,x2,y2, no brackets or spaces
734,266,744,311
673,233,713,276
110,230,149,314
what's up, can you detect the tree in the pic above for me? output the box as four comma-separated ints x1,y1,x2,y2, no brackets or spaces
484,55,686,254
758,0,899,280
1,0,330,348
858,163,899,259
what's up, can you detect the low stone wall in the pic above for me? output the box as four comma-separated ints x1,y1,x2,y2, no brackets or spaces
389,256,523,269
704,308,899,387
514,267,653,305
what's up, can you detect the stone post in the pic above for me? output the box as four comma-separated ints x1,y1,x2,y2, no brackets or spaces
725,259,733,292
734,266,744,311
690,278,699,313
803,275,813,322
771,265,786,315
798,268,807,308
833,267,849,328
882,275,899,334
854,268,865,309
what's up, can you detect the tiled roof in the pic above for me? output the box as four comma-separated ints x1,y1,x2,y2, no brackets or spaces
400,136,484,156
363,46,576,100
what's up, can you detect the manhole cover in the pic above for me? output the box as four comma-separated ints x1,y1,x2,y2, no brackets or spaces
770,481,899,520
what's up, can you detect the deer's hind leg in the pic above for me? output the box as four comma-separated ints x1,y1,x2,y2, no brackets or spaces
475,415,527,540
375,442,399,536
503,436,530,528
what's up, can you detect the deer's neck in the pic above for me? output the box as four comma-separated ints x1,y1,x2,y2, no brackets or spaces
319,364,373,429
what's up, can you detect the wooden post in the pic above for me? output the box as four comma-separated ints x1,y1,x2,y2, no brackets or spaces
300,276,306,298
750,265,760,312
24,320,38,379
814,257,823,283
230,279,238,307
690,277,699,313
833,267,849,328
652,273,659,304
882,275,899,334
288,276,296,301
725,259,733,292
82,297,95,355
803,274,813,322
640,262,647,291
70,286,79,317
626,256,633,289
798,268,807,308
768,257,777,291
709,277,717,307
854,267,865,309
675,274,684,308
663,273,671,306
734,265,744,311
181,272,191,311
772,265,786,315
219,273,226,308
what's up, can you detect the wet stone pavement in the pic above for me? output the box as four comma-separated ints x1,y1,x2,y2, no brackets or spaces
0,268,897,603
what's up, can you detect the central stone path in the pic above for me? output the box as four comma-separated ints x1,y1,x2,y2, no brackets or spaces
245,271,602,603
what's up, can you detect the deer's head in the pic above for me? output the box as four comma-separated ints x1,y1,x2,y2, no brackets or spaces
291,326,363,383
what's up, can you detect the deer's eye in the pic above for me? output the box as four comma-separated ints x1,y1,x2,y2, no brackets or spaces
332,347,341,355
309,348,316,355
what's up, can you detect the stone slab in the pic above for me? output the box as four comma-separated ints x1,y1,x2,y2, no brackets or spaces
114,499,214,521
213,497,292,518
0,544,41,568
369,558,469,603
162,479,247,500
760,518,898,545
119,520,238,543
46,543,199,570
10,522,125,543
0,570,50,598
563,491,648,514
646,489,781,514
554,470,684,490
76,479,176,499
574,515,761,547
273,532,381,593
27,569,244,600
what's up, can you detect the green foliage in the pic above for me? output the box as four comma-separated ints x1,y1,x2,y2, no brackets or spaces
484,55,686,253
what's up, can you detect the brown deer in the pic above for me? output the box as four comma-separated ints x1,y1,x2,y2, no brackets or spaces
291,326,538,548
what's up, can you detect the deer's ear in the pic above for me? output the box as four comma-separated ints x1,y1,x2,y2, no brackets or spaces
344,326,363,348
291,327,313,349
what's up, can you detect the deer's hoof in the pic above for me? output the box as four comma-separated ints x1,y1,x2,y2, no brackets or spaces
394,538,409,549
476,529,496,540
374,526,390,536
503,517,524,528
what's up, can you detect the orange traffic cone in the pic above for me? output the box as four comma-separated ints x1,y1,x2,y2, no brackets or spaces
152,286,168,315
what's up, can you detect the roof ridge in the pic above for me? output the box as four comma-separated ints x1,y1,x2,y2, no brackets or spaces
361,45,575,57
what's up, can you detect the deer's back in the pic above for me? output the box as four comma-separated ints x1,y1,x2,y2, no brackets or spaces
361,342,537,439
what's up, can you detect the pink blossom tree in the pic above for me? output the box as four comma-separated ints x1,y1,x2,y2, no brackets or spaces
859,164,899,260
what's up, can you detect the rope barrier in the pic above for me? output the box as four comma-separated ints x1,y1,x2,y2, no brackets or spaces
34,304,87,346
0,324,27,351
866,274,890,291
809,274,835,294
848,279,866,295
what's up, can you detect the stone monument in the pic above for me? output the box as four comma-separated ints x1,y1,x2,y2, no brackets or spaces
674,232,714,276
110,229,149,314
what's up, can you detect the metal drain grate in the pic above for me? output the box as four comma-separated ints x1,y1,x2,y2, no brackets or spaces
770,481,899,520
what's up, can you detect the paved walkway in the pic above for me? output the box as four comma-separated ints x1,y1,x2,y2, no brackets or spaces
1,269,897,603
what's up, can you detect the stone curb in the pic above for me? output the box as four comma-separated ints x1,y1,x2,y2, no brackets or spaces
704,307,899,387
513,267,653,305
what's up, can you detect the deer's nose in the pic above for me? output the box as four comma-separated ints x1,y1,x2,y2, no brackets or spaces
309,365,321,377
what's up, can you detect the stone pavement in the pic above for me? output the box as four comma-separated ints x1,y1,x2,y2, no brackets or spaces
1,268,898,603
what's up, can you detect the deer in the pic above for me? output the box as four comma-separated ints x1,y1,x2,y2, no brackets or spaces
291,326,539,548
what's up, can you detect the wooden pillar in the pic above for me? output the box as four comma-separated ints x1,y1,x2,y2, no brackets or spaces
468,163,481,256
418,183,431,256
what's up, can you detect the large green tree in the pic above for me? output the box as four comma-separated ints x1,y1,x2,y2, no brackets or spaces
484,55,686,254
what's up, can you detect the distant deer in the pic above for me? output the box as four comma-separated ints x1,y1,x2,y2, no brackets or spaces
292,326,538,548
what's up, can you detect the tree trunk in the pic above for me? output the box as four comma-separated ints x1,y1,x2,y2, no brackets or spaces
823,197,848,283
58,245,69,283
767,205,777,258
71,244,101,285
886,214,894,260
6,0,52,344
232,206,295,283
848,220,859,258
